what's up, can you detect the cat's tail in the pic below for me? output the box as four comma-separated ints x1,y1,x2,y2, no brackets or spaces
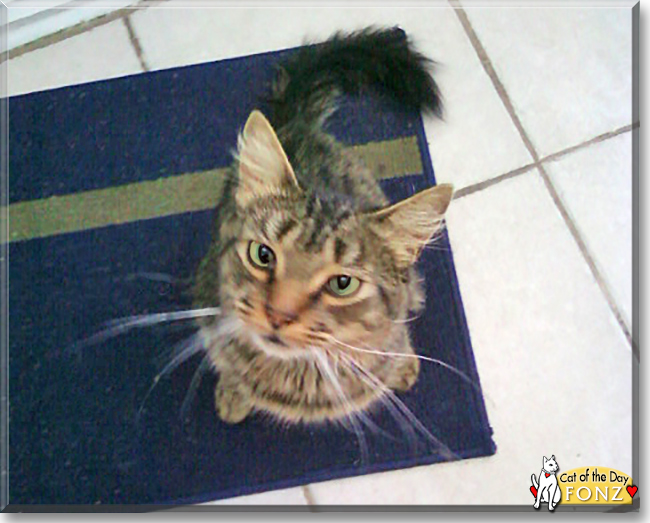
266,27,442,129
531,474,539,489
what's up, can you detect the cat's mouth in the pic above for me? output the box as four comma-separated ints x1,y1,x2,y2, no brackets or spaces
244,328,315,360
263,333,288,347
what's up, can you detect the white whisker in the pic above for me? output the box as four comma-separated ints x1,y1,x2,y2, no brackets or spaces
311,348,369,464
391,315,422,324
337,352,419,450
178,315,242,419
333,354,402,443
105,308,222,329
330,353,400,440
327,335,480,394
123,271,186,284
421,243,451,253
180,353,214,420
136,332,206,423
68,307,221,353
339,352,456,461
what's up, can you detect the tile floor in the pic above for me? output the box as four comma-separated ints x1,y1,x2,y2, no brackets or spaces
7,1,637,507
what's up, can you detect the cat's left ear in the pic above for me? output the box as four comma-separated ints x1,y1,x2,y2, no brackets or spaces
367,184,454,268
235,110,300,208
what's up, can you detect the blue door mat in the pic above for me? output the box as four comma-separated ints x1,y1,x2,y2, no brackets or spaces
8,39,495,509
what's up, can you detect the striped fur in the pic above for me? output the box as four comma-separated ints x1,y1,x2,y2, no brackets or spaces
193,28,453,424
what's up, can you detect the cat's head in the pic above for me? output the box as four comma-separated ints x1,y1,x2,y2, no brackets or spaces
544,455,559,472
217,110,453,360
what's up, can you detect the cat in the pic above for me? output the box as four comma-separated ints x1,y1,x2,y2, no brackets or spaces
190,27,454,426
531,455,562,511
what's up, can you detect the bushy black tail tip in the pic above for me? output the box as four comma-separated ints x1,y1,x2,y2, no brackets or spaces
346,25,443,117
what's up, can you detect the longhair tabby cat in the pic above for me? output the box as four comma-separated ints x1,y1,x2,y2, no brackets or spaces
190,26,456,426
87,28,461,445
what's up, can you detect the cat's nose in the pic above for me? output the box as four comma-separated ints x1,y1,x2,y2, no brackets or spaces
265,303,298,330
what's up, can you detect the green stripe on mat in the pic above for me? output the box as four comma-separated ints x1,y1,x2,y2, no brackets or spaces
8,136,423,242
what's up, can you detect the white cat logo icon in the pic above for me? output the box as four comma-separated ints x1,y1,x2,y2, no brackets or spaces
530,455,562,511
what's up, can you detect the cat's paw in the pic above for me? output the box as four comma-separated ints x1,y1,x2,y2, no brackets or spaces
387,358,420,392
215,381,252,424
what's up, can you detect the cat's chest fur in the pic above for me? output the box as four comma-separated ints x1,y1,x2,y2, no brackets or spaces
199,317,417,423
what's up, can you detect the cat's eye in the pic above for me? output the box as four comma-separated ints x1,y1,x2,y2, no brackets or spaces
327,275,361,296
248,241,275,269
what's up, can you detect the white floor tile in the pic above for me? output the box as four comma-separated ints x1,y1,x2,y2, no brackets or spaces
7,3,137,51
545,132,633,330
307,173,632,505
129,5,532,189
8,21,143,97
199,486,308,506
463,6,633,157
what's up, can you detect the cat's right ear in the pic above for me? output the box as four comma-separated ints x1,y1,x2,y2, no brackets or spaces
235,110,300,208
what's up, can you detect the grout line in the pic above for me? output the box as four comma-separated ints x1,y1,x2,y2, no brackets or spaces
450,0,541,163
5,9,131,62
539,122,639,165
537,165,635,355
453,162,536,200
123,16,150,72
4,0,168,63
454,122,638,201
450,0,636,355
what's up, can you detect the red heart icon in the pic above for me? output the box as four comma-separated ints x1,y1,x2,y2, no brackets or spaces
627,485,638,499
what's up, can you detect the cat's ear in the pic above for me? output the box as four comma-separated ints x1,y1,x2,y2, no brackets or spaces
235,110,300,208
367,184,453,268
